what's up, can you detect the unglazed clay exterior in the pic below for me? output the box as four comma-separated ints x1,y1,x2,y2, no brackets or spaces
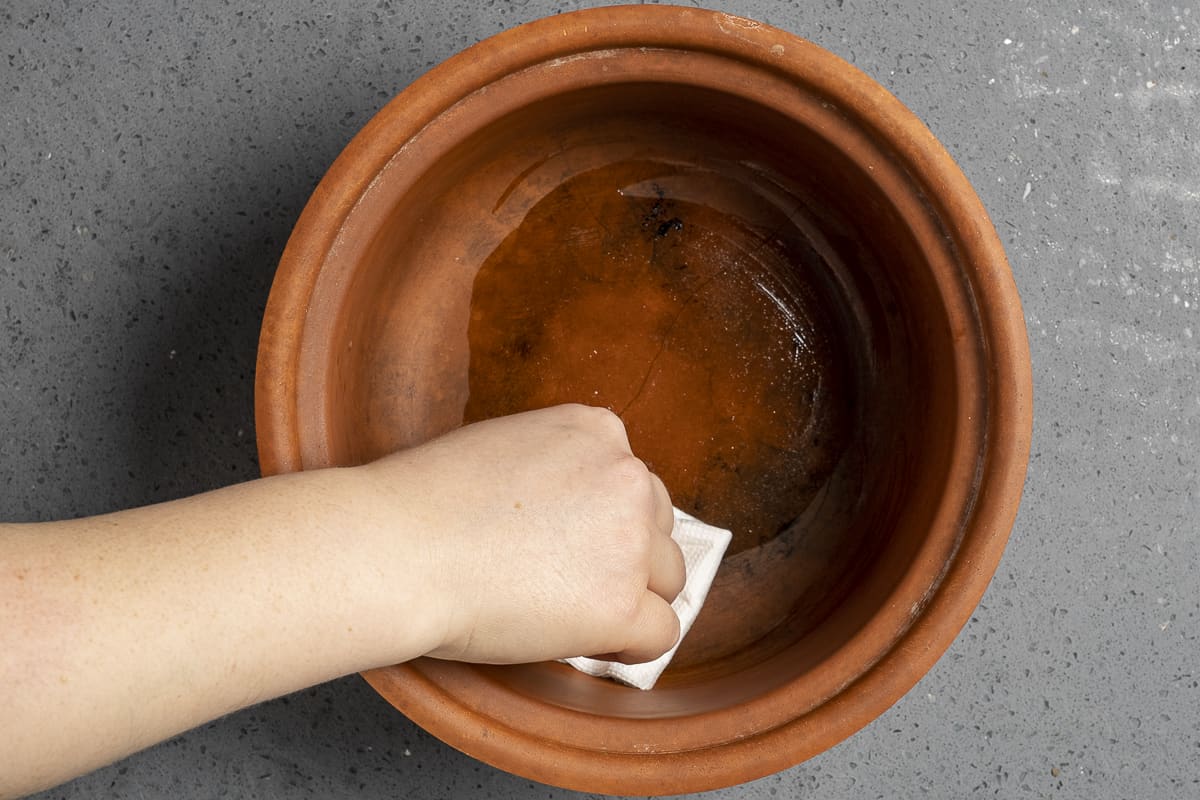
255,5,1033,795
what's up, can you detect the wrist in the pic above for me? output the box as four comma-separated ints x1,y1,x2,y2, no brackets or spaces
323,460,455,666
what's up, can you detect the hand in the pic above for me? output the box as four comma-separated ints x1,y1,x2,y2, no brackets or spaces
0,404,685,797
360,404,686,665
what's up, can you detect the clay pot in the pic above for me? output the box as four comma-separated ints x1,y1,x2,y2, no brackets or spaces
255,5,1032,795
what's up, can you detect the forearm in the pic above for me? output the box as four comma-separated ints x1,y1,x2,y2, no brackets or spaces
0,466,439,799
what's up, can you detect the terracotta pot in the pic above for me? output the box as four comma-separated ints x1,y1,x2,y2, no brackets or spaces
255,5,1032,794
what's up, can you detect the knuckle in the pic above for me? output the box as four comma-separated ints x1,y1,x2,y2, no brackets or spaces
550,402,591,425
580,404,627,434
556,404,626,439
612,454,650,484
610,459,658,516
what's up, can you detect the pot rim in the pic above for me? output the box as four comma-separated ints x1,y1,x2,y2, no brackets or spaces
255,5,1033,794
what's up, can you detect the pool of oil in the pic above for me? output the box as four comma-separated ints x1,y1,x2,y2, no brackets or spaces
463,156,857,562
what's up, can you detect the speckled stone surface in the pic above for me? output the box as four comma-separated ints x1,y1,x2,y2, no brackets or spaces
3,1,1198,797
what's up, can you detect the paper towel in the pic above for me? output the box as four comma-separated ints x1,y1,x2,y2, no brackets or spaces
565,507,732,690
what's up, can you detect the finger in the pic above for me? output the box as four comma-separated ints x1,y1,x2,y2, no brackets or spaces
609,591,681,664
647,527,686,603
644,472,684,601
648,472,674,536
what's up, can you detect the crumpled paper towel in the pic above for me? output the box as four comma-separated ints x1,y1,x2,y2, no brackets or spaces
565,507,732,690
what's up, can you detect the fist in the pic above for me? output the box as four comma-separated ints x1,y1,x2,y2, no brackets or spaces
362,405,686,665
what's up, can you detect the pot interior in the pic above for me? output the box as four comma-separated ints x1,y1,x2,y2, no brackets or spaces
318,82,962,715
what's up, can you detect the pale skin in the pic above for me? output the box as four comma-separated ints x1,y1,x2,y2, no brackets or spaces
0,404,686,799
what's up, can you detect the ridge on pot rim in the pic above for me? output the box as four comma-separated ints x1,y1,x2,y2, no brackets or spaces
255,5,1032,795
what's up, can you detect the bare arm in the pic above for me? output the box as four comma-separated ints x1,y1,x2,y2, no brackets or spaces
0,405,684,798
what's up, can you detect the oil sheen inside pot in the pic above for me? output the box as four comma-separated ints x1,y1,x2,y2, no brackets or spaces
338,86,906,679
464,158,854,559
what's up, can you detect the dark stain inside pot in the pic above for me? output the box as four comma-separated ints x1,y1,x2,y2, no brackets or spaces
463,158,855,558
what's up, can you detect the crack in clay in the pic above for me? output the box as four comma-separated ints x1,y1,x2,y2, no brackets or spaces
617,265,730,417
617,213,811,417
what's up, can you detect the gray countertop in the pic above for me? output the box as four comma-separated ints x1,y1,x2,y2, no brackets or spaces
3,1,1197,798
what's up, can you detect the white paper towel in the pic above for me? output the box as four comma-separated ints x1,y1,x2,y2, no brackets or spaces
565,507,732,690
